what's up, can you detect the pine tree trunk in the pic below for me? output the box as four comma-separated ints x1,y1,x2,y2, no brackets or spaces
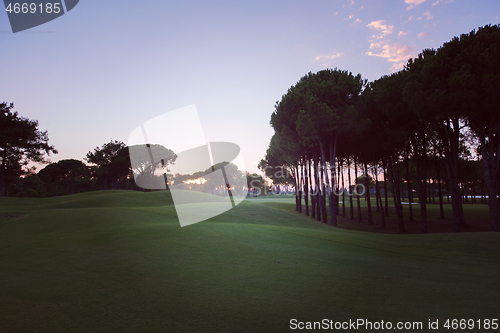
364,161,373,225
319,142,329,224
341,158,346,217
309,157,316,219
329,136,338,226
478,129,500,231
348,156,354,220
336,154,341,216
297,165,302,213
405,150,414,221
314,151,321,222
389,156,405,232
373,166,380,212
440,119,465,232
436,153,445,219
355,158,362,222
383,160,389,216
375,167,385,227
0,147,6,197
304,158,309,216
294,166,299,212
412,135,427,233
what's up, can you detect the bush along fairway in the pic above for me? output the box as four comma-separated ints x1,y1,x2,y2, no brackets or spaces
1,190,499,332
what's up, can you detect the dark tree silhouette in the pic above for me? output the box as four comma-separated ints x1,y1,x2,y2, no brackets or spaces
0,102,57,196
86,141,132,190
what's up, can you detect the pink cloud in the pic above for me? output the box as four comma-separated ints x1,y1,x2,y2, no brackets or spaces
366,42,416,70
366,20,395,38
418,31,430,39
405,0,426,10
432,0,453,6
365,19,417,70
314,53,344,62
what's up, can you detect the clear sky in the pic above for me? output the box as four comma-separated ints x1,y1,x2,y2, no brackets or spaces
1,0,499,174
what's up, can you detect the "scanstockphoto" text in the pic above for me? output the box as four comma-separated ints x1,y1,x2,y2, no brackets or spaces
290,318,423,330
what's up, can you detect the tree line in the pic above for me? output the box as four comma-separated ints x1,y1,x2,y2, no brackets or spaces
0,130,139,197
260,24,500,232
1,106,250,197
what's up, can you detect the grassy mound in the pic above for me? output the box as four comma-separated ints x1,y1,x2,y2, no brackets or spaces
0,189,233,212
0,190,173,211
1,191,499,332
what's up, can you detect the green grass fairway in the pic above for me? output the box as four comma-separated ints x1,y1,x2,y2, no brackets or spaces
1,191,499,332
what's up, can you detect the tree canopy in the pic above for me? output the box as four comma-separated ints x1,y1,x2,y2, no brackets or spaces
0,102,57,196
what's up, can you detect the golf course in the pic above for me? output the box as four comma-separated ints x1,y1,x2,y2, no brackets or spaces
1,190,499,332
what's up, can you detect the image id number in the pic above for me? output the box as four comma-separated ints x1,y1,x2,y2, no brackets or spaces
444,319,498,330
6,3,61,14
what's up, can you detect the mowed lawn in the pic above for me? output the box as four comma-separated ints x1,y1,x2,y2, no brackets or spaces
1,191,499,332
